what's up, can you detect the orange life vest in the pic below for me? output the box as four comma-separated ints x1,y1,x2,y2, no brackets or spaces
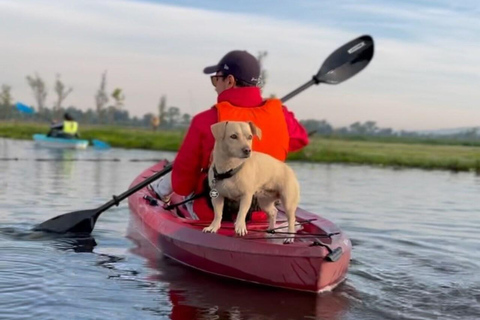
216,99,289,161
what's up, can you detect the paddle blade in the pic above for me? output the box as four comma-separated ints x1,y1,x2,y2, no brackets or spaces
33,209,99,234
91,139,111,149
316,35,374,85
16,102,35,114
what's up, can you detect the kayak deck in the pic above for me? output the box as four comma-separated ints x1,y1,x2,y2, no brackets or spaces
33,134,89,149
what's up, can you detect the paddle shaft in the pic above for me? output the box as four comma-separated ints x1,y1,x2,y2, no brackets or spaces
280,77,320,103
93,163,173,218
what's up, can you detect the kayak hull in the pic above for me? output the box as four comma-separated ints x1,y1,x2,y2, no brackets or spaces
128,161,352,293
33,134,89,149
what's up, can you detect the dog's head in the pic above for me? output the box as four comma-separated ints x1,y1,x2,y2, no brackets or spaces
211,121,262,159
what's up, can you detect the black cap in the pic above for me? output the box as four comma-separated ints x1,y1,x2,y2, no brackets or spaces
203,50,260,85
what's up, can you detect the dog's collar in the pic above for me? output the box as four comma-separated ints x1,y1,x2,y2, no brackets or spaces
213,163,245,181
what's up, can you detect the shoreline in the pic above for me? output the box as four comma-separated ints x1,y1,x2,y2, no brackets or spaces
1,122,480,173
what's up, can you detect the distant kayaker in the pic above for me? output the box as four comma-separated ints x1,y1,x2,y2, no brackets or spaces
47,112,80,139
149,50,309,220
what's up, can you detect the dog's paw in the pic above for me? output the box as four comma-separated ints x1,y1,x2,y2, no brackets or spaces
283,234,295,244
234,222,248,236
203,223,220,233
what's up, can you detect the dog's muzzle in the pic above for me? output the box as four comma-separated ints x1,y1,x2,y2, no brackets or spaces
242,147,251,157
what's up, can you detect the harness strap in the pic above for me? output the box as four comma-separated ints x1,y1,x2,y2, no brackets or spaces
212,162,245,181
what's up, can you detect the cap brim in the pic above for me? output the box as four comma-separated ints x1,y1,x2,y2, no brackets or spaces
203,65,219,74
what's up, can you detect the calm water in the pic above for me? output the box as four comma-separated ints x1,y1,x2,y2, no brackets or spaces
1,138,479,320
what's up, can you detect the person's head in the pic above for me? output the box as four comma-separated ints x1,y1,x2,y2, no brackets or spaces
64,113,74,121
203,50,260,95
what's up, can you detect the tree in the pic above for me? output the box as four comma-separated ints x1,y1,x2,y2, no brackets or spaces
0,85,13,106
111,88,125,110
142,113,156,127
300,119,333,136
0,85,14,119
257,51,268,89
26,73,48,112
95,71,109,120
349,122,366,135
364,121,378,134
158,95,167,127
106,88,125,124
377,128,394,136
165,106,181,127
181,113,191,126
53,74,73,116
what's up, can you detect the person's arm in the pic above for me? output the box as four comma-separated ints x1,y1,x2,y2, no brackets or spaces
171,115,204,196
282,106,309,152
50,122,63,130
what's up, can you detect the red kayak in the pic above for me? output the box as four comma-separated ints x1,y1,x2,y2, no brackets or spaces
128,160,352,293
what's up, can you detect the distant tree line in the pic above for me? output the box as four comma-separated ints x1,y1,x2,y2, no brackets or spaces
301,118,479,140
0,72,192,129
1,53,479,140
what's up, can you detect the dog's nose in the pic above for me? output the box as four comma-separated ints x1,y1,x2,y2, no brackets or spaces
242,148,251,156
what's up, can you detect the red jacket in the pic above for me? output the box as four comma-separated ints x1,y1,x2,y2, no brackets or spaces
171,87,309,196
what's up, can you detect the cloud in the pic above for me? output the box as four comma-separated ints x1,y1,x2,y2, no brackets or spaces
0,0,478,130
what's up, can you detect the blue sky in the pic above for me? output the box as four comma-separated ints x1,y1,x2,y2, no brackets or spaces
0,0,479,130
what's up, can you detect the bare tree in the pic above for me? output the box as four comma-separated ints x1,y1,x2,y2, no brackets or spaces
257,51,268,89
0,85,13,106
111,88,125,110
107,88,125,124
158,95,167,127
53,74,73,115
95,71,109,119
26,73,48,112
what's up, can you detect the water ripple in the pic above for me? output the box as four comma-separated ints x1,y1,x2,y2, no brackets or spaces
1,139,479,319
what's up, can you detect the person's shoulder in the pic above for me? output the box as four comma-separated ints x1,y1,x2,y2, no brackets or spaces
192,106,217,123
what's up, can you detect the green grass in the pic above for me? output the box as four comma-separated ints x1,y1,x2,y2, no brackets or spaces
0,121,185,151
2,121,480,172
289,138,480,172
80,126,184,151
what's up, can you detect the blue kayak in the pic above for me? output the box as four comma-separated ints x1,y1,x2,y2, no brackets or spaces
33,134,89,149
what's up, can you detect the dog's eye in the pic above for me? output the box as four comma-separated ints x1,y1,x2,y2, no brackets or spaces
247,135,253,140
230,134,238,139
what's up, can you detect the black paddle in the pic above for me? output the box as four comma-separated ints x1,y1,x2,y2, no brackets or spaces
33,34,374,234
33,164,173,233
281,34,374,102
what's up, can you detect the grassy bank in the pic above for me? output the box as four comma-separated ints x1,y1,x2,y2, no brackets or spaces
288,139,480,172
2,121,480,172
0,121,184,151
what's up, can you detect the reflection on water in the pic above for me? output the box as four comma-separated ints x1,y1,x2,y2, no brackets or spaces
1,138,480,319
127,226,354,320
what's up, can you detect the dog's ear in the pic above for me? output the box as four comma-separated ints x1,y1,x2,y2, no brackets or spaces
248,121,262,140
211,121,228,140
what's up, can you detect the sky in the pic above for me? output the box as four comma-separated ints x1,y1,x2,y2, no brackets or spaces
0,0,479,131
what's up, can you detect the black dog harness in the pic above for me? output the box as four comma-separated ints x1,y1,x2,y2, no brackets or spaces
210,163,245,198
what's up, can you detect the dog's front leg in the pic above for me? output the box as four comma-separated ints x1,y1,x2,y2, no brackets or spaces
234,195,253,236
203,196,224,233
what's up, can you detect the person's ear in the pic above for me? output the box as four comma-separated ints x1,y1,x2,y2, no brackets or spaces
226,75,236,88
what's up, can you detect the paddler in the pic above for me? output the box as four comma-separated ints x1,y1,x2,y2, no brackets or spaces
47,113,80,139
149,50,309,220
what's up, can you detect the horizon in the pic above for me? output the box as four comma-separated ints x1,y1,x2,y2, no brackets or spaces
0,0,479,131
